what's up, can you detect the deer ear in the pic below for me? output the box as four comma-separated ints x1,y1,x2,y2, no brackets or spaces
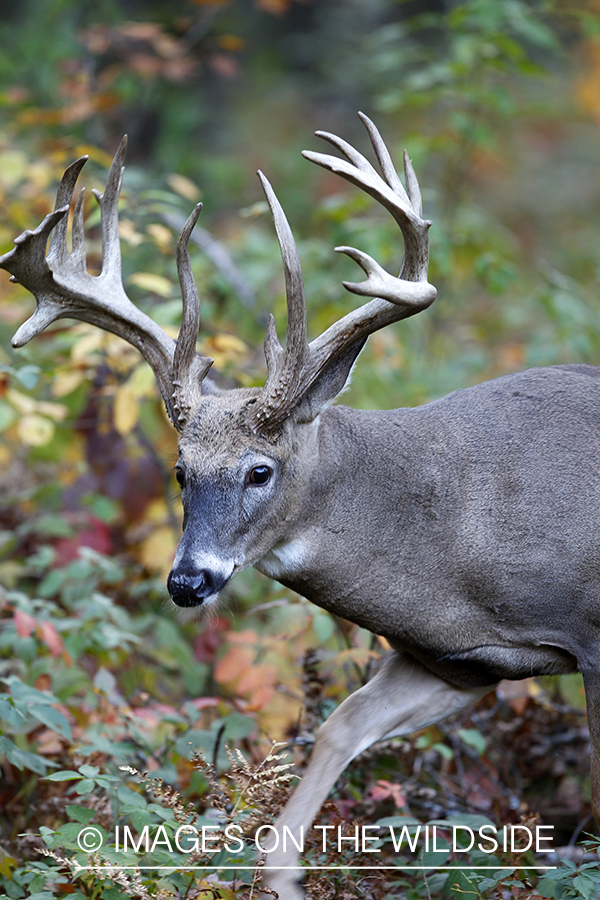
292,338,366,423
200,376,221,396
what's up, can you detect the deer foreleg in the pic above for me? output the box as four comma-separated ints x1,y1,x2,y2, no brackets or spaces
582,669,600,827
260,651,492,900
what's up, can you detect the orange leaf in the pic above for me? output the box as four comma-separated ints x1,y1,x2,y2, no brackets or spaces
246,684,276,711
369,779,406,808
227,628,259,645
38,620,64,657
236,664,276,696
35,674,52,692
214,645,254,685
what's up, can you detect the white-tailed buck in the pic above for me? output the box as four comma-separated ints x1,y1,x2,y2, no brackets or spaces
3,114,599,897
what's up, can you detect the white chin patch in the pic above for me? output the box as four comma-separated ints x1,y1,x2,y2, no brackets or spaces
169,591,222,623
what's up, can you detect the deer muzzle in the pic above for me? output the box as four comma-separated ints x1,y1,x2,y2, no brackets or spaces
167,565,229,607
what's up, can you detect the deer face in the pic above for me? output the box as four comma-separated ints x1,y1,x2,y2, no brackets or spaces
167,389,301,609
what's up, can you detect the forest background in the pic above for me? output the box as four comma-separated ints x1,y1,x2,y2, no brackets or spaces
2,1,600,898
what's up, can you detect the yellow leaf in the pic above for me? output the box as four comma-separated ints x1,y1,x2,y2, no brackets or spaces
217,34,246,52
334,647,380,668
71,330,104,362
0,150,29,189
113,386,139,435
6,387,36,415
129,272,173,298
139,526,178,576
166,172,202,203
212,333,248,354
52,370,86,398
119,218,145,247
146,223,173,251
6,389,67,421
0,848,18,879
18,414,55,446
37,399,67,421
126,364,158,398
145,498,172,523
258,690,302,738
104,334,140,372
73,144,115,168
202,333,248,368
195,885,236,900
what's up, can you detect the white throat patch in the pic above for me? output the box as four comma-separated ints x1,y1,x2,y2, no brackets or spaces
257,539,308,580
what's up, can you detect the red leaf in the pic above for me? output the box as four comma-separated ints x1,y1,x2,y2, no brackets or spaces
14,609,35,637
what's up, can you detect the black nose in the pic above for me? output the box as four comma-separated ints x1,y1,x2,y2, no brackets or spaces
167,566,231,607
167,568,215,607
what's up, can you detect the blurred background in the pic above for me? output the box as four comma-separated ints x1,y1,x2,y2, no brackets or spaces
2,1,600,897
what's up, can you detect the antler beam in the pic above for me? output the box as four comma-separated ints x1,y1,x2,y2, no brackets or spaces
248,112,437,435
0,138,212,431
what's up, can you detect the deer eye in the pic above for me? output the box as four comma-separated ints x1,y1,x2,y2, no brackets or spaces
175,468,185,489
246,465,272,486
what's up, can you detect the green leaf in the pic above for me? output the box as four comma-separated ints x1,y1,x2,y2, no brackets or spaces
14,365,40,389
45,770,84,782
4,677,59,706
74,778,96,794
29,704,72,740
458,728,487,755
572,873,598,899
376,815,421,828
433,741,453,760
129,808,153,830
0,735,52,775
55,822,89,844
66,805,97,825
312,610,335,642
0,696,26,728
0,402,17,433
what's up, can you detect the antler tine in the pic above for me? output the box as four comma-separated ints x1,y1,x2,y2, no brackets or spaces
173,202,214,426
357,111,409,207
70,188,88,270
403,150,423,219
91,135,127,278
248,172,309,432
249,114,436,435
312,128,382,181
2,139,212,431
47,155,89,268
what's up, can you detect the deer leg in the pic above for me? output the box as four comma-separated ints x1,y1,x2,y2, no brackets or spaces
260,651,493,900
581,669,600,827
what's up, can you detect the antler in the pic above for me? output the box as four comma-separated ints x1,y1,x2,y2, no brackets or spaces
0,138,212,431
248,111,436,434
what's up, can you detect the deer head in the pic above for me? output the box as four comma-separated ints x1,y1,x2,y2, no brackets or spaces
1,113,436,610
